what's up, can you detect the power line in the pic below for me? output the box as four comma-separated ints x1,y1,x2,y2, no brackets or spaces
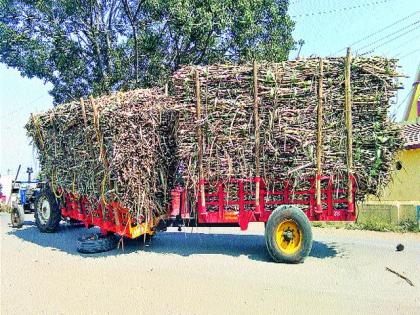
0,95,49,120
333,11,420,55
292,0,397,18
334,10,420,54
359,24,420,55
398,47,420,60
392,85,415,117
355,19,420,53
384,31,420,56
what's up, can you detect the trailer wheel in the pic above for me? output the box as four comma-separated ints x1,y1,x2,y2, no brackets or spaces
77,233,118,254
11,204,25,228
34,188,61,233
265,205,313,263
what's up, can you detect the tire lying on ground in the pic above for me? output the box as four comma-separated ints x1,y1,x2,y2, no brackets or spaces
265,205,313,264
77,233,118,254
34,187,61,233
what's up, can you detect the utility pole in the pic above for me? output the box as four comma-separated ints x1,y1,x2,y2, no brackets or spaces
296,39,305,60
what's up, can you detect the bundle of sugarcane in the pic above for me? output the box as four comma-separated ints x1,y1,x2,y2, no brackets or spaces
26,88,178,219
172,56,403,199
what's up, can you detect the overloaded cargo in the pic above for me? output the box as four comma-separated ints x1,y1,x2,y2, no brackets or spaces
26,89,177,219
26,56,403,220
172,57,403,199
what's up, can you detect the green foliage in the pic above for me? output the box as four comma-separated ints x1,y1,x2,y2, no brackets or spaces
0,203,12,213
313,219,419,233
349,220,395,232
346,218,419,233
311,221,324,228
396,219,418,233
0,0,295,103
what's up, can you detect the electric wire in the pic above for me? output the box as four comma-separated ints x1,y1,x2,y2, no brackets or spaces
333,11,420,55
359,24,420,55
391,85,416,117
0,95,48,120
355,19,420,53
384,31,420,56
398,47,420,60
292,0,397,18
334,10,420,54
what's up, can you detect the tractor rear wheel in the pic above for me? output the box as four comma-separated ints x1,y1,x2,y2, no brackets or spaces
265,205,313,263
34,187,61,233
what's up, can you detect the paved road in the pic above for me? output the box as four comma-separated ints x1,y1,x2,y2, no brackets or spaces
1,212,420,314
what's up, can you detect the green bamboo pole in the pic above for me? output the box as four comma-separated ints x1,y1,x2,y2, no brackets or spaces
80,98,87,128
195,69,205,208
316,58,324,212
253,60,261,208
345,48,354,209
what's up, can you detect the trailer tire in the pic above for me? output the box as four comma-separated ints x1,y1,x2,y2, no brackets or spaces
11,204,25,228
77,233,118,254
34,188,61,233
265,205,313,263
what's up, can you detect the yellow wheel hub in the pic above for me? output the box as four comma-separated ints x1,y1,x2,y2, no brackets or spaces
275,220,302,255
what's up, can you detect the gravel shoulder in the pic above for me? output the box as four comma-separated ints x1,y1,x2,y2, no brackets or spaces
1,212,420,315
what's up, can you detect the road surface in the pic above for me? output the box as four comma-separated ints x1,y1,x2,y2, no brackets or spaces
1,213,419,314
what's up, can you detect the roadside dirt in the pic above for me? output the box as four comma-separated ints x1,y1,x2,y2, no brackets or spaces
1,213,419,314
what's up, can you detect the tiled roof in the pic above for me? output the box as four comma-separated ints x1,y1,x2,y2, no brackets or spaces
403,123,420,149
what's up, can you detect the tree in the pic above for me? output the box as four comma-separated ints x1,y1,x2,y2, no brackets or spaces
0,0,295,104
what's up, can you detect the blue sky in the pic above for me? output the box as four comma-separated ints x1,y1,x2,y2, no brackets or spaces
0,0,419,178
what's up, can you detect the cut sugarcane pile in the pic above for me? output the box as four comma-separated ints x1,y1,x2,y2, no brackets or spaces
26,88,177,219
172,57,403,199
26,56,404,221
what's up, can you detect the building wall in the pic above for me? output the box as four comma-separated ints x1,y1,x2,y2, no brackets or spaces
367,148,420,203
362,68,420,226
406,91,419,123
405,64,420,123
362,148,420,225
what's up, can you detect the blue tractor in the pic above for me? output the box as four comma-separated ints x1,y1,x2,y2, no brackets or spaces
10,166,45,228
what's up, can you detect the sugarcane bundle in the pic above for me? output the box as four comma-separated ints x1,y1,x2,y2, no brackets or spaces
26,55,403,220
26,88,178,219
172,56,403,199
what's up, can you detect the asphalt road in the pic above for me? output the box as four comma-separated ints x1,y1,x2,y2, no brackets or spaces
1,212,420,315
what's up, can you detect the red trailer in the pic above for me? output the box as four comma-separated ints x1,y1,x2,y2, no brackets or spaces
32,56,358,263
33,174,356,263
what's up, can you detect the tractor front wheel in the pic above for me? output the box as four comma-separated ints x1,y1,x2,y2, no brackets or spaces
34,188,61,233
265,205,313,263
11,204,25,228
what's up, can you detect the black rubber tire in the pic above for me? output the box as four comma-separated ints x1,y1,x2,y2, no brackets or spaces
11,204,25,228
34,188,61,233
265,205,313,264
77,233,118,254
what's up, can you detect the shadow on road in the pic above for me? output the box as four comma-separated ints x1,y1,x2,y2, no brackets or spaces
8,223,339,262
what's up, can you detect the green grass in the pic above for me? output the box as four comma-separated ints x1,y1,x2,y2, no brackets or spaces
311,221,324,228
312,218,419,233
395,219,419,233
311,221,346,229
0,203,12,213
